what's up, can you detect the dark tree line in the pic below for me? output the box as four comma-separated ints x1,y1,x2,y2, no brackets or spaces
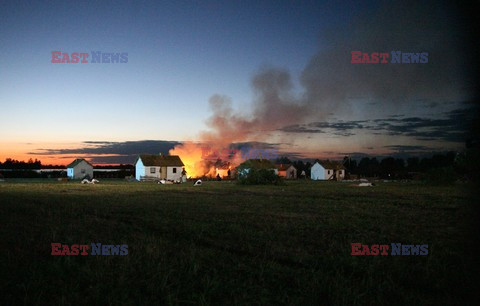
275,151,468,180
342,152,457,179
0,158,42,169
0,158,134,179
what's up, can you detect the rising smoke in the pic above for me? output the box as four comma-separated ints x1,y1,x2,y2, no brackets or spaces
171,1,475,176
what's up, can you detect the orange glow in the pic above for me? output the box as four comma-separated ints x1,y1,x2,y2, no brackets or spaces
169,142,244,178
0,142,95,166
168,142,214,178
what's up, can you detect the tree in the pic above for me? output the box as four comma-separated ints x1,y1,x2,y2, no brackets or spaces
275,157,292,164
407,157,419,172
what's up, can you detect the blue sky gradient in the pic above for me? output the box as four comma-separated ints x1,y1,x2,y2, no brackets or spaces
0,1,476,164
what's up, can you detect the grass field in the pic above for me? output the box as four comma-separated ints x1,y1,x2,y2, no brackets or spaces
0,179,479,305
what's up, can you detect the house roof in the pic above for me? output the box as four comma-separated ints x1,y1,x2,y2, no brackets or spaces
238,159,275,169
276,164,296,171
314,160,345,170
137,154,184,167
66,159,93,168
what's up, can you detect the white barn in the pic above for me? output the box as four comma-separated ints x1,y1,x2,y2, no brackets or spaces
310,161,346,181
135,154,185,181
66,159,94,179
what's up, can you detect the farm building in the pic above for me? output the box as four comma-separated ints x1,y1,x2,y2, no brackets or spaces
237,159,278,177
310,161,346,181
276,164,297,179
135,154,185,181
66,159,94,179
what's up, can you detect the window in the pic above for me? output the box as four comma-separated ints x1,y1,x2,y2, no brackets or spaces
327,170,330,175
150,167,156,174
81,169,85,174
173,167,177,173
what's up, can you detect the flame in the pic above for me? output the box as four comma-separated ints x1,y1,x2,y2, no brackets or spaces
169,142,245,178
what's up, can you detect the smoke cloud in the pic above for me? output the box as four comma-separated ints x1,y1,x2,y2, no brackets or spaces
201,1,474,146
171,1,475,175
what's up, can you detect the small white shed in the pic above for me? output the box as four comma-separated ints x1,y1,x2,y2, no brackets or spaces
66,159,94,179
310,161,345,181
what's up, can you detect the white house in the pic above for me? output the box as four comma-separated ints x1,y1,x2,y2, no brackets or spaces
310,161,346,181
135,154,185,181
66,159,94,179
276,164,297,179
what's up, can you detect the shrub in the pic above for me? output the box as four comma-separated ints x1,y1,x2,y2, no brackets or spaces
237,168,284,185
423,166,457,185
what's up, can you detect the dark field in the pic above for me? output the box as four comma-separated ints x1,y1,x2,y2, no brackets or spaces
0,180,478,305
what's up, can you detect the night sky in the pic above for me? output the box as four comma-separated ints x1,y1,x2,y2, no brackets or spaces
0,0,477,164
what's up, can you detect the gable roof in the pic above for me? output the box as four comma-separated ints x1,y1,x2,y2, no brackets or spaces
238,159,275,169
276,164,295,171
314,160,345,170
66,158,93,168
137,154,184,167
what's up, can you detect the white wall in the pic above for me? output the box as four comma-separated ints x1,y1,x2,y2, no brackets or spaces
311,162,325,180
71,160,93,179
166,166,182,181
135,159,145,181
325,168,334,180
147,167,161,179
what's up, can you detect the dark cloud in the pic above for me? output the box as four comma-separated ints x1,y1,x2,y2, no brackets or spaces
228,141,280,150
30,140,180,156
340,148,455,161
280,105,477,143
86,155,140,164
28,140,181,164
383,145,432,151
28,140,305,164
371,107,475,142
281,120,366,136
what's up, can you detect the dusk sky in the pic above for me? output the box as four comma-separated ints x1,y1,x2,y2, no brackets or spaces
0,1,476,165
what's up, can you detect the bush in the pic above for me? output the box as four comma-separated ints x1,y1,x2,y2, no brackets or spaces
237,169,284,185
423,166,457,185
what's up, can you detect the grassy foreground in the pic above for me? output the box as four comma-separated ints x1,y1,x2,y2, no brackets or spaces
0,180,478,305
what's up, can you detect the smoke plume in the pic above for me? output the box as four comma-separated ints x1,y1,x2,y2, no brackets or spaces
171,0,475,176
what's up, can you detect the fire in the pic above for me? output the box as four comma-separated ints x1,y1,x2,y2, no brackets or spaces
169,142,211,178
169,142,244,178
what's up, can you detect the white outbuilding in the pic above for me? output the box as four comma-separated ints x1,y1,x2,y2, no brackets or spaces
135,154,185,181
310,160,346,181
66,159,94,180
